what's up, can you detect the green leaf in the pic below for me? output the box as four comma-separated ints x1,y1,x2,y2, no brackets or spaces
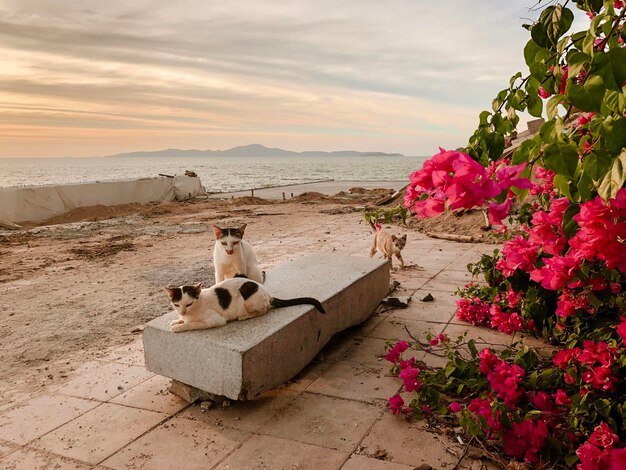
467,339,478,358
543,142,579,178
583,150,613,181
512,138,538,165
582,31,597,55
598,150,626,200
554,174,573,200
539,118,565,143
565,453,579,467
567,75,606,112
562,203,580,239
534,5,574,48
509,72,522,87
592,48,626,92
577,173,594,201
527,94,543,117
601,117,626,153
546,95,561,119
603,90,626,114
566,50,591,79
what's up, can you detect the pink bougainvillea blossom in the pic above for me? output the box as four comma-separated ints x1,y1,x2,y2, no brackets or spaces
399,367,422,392
496,236,539,277
404,149,530,218
503,418,549,463
385,340,409,363
388,394,406,414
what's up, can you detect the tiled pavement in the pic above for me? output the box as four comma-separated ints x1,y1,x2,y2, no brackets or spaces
0,237,528,469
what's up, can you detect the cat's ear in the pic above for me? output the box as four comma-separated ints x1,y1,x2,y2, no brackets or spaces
391,235,397,241
164,287,177,299
401,234,407,240
212,225,223,238
193,283,202,296
235,224,247,237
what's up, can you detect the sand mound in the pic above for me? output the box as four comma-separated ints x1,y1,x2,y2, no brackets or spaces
406,209,490,240
291,192,328,202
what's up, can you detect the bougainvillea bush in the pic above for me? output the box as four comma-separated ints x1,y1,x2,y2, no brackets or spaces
392,0,626,468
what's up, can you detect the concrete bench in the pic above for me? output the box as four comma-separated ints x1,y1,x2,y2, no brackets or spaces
143,254,389,400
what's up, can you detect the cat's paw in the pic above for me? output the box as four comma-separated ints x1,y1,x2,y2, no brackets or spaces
170,323,186,333
170,319,184,326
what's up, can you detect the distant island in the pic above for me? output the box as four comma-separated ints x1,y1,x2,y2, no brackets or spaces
104,144,405,158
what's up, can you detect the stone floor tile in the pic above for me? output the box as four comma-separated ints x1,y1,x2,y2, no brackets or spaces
111,350,145,367
179,388,298,433
340,336,389,367
0,395,98,445
215,434,348,470
307,360,400,403
259,393,381,451
341,454,416,470
0,439,19,459
359,413,461,468
56,361,153,402
436,269,473,282
0,447,91,470
419,277,464,293
109,375,188,415
367,318,445,342
102,415,248,470
32,403,166,465
95,340,144,363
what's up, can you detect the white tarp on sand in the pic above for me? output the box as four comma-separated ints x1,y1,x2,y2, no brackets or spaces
0,176,205,224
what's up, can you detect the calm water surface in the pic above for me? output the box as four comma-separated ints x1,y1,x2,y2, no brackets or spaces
0,155,426,193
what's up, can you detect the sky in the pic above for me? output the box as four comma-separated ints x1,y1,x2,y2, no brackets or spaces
0,1,583,158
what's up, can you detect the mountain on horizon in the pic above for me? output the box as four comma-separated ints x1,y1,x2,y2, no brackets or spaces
104,144,405,158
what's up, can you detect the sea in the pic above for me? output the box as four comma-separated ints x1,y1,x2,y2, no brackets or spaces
0,155,426,193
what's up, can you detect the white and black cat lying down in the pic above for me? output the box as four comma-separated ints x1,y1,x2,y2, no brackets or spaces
165,277,325,332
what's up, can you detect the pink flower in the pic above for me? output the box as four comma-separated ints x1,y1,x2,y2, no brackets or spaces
488,198,512,226
456,297,491,326
388,394,405,414
421,405,432,415
503,419,549,463
553,348,581,373
494,163,532,190
608,448,626,470
617,317,626,344
385,340,409,363
530,251,582,290
539,86,551,98
554,389,571,406
588,422,618,448
496,236,539,277
449,401,462,413
399,367,422,392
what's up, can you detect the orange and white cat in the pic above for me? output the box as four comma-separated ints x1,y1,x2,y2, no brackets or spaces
369,221,407,269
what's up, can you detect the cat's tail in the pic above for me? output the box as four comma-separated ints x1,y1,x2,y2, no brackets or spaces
271,297,326,314
368,220,382,232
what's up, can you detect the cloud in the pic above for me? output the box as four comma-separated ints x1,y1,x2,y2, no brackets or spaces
0,0,572,157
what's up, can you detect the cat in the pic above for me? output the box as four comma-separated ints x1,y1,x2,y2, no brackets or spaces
165,277,325,332
369,221,407,269
212,224,264,284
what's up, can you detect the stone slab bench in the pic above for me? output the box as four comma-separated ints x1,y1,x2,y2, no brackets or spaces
143,254,389,400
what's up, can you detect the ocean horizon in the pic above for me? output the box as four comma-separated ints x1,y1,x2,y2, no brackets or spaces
0,154,426,193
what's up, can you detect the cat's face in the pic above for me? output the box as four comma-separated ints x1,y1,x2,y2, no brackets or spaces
165,283,202,316
392,234,407,251
212,224,246,256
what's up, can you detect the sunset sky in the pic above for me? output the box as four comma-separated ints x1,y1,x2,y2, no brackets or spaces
0,1,584,158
